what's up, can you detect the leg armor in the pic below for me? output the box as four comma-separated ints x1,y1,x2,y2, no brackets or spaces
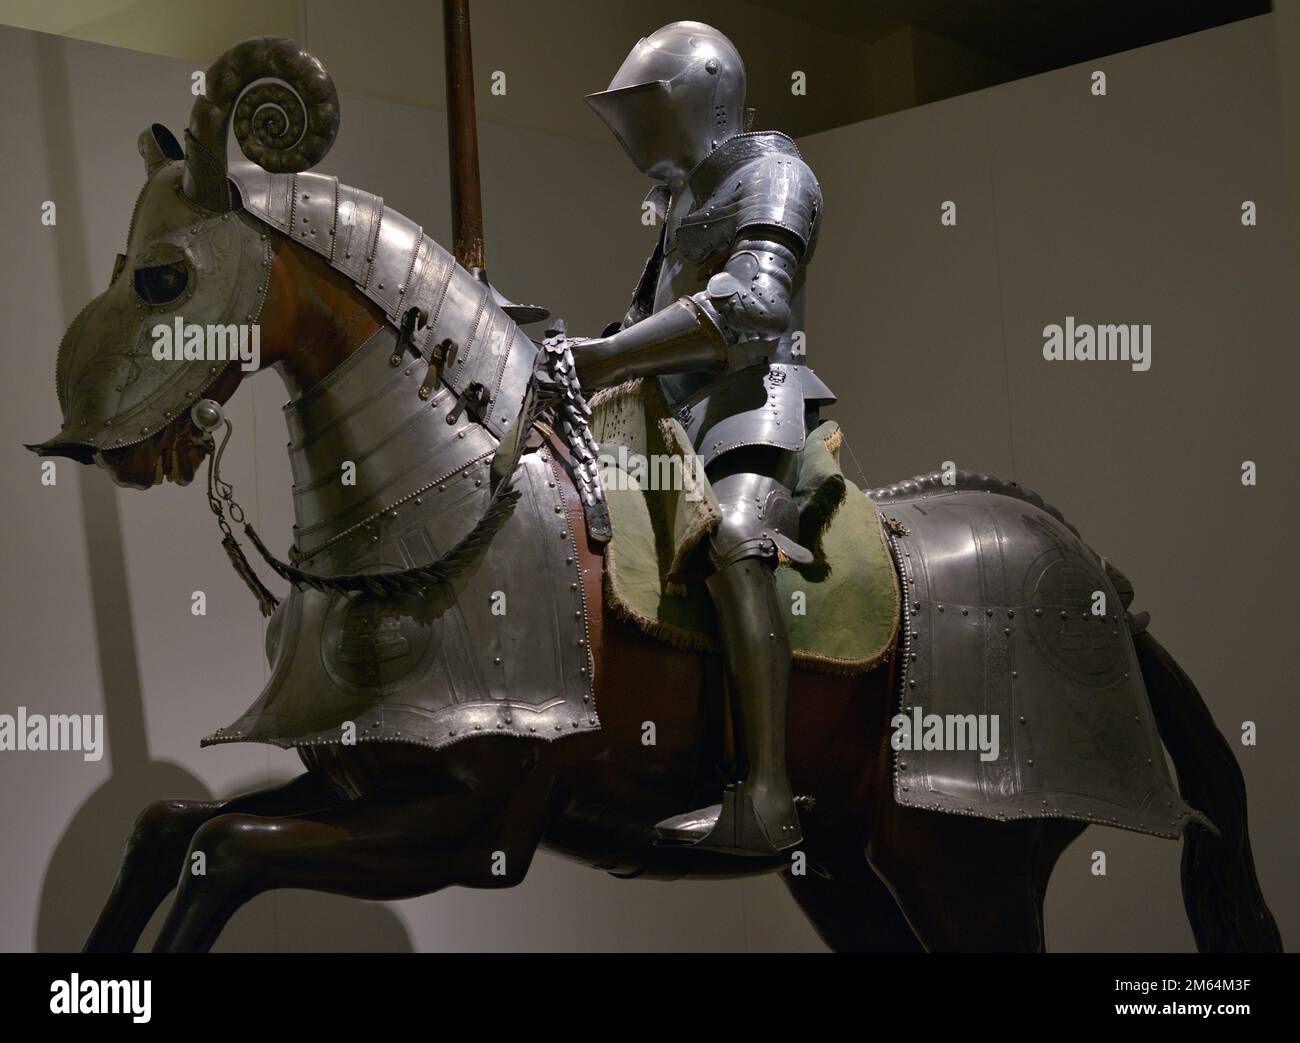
654,451,806,856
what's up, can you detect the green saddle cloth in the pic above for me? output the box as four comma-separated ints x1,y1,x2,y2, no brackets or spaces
588,379,899,675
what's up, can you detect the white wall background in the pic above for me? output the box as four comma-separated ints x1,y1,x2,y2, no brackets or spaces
0,15,1294,951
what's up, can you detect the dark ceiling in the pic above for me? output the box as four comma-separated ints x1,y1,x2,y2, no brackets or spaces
764,0,1271,74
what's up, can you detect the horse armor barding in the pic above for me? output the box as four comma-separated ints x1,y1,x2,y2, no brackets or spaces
870,471,1211,837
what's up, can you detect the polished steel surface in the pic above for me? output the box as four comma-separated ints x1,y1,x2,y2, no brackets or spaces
230,163,537,443
585,20,746,185
871,472,1212,838
205,450,598,752
31,157,271,458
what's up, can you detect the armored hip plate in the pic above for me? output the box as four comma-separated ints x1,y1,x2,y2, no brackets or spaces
871,475,1208,838
671,363,834,467
203,450,598,752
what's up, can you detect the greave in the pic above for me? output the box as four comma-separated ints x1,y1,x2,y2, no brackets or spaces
702,555,802,852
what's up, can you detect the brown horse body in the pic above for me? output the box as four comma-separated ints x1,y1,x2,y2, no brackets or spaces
81,216,1274,956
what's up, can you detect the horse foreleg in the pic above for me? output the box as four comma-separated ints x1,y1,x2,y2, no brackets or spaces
152,745,554,953
84,772,339,953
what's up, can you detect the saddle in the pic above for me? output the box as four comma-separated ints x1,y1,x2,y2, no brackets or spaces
587,379,899,675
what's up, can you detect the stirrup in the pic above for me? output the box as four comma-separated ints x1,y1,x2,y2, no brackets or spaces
652,782,802,857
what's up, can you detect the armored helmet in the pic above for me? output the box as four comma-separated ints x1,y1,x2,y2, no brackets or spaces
29,37,338,463
585,21,746,184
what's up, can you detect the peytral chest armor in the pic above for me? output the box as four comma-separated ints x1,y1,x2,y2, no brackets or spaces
203,169,599,753
626,132,835,467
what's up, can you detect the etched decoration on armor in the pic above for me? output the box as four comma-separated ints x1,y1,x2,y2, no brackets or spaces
22,27,1278,957
1030,557,1125,678
872,472,1211,839
323,593,435,691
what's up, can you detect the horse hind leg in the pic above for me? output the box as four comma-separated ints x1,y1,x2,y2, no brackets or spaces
151,741,554,953
868,804,1083,953
84,771,339,953
781,836,923,952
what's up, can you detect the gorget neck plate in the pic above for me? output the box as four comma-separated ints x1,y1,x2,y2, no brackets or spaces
230,161,539,446
684,130,802,204
283,323,501,573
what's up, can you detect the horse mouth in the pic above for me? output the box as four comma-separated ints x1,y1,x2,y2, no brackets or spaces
93,414,210,490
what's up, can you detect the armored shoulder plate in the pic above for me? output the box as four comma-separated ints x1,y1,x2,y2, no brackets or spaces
229,163,534,441
871,471,1210,839
676,132,821,263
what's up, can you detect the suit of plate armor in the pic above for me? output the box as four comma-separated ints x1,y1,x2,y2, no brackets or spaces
575,22,835,855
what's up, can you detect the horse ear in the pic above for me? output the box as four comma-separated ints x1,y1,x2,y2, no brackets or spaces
138,123,183,173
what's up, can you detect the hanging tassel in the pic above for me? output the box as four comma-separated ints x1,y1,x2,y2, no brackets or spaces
221,533,280,617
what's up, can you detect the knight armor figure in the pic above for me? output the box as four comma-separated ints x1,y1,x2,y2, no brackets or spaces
573,22,835,856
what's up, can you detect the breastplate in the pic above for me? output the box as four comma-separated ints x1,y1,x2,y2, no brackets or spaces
652,182,814,409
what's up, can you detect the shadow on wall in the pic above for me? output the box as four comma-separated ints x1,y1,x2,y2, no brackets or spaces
33,33,412,954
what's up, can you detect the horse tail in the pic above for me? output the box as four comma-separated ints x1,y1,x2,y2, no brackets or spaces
1134,629,1282,952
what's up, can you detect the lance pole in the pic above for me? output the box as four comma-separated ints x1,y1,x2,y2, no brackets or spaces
443,0,485,271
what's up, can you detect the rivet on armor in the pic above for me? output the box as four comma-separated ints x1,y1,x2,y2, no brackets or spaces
1003,627,1011,636
962,608,968,615
986,609,993,617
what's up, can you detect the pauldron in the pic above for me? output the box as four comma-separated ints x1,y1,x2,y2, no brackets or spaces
675,131,821,264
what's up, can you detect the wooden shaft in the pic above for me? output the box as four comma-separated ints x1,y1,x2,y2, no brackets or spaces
443,0,485,270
